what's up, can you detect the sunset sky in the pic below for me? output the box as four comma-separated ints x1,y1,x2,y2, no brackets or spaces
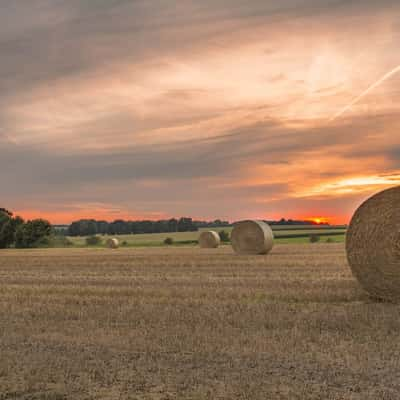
1,0,399,224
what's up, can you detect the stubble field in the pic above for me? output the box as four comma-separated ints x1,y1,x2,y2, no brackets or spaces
1,244,400,399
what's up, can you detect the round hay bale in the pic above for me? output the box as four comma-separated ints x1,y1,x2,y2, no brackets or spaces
106,238,119,249
231,220,274,255
346,186,400,301
199,231,221,248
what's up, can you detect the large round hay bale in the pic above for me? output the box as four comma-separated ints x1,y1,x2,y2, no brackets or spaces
231,220,274,255
346,186,400,300
199,231,221,248
106,238,119,249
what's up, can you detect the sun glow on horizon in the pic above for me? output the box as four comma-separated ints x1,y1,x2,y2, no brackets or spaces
304,216,332,225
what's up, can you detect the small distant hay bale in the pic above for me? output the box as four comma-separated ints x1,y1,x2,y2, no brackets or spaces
231,220,274,255
199,231,221,248
106,238,119,249
346,186,400,301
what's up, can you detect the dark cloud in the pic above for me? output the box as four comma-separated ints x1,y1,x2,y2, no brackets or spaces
0,111,394,191
387,146,400,168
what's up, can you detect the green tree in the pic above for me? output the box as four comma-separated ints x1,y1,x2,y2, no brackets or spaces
15,219,52,248
177,217,197,232
0,209,24,248
0,220,15,248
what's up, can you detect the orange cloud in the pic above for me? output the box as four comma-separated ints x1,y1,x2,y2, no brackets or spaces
297,173,400,198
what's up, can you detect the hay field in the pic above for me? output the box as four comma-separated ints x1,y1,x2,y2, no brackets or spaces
67,226,346,247
1,244,399,399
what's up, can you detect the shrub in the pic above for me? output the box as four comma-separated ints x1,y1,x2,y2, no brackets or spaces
35,233,74,248
86,235,102,246
34,236,52,247
121,240,128,247
164,237,174,245
309,234,320,243
326,237,334,243
219,230,230,242
50,236,74,247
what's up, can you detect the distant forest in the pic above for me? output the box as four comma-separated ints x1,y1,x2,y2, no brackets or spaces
65,217,320,237
66,218,229,237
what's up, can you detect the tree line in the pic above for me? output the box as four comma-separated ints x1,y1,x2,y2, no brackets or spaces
65,217,323,237
67,218,230,237
0,208,51,248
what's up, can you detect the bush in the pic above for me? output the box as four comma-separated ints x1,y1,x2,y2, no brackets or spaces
34,236,52,247
36,236,72,248
309,234,320,243
121,240,128,247
219,230,230,242
86,235,102,246
164,237,174,245
326,237,334,243
50,236,74,247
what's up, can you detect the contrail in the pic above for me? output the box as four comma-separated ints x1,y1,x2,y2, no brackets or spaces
330,65,400,122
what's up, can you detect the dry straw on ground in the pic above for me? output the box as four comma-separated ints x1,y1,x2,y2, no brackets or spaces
106,238,119,249
199,231,221,248
231,220,274,255
3,245,392,399
346,186,400,301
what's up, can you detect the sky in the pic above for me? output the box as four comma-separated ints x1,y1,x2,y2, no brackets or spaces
1,0,399,224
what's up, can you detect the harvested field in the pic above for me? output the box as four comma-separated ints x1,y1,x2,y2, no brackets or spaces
66,225,346,247
1,244,400,399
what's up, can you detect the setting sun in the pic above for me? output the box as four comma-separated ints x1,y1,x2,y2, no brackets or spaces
306,217,331,225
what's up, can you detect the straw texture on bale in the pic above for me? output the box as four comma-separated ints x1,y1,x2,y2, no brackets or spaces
199,231,221,248
106,238,119,249
346,186,400,301
231,220,274,255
